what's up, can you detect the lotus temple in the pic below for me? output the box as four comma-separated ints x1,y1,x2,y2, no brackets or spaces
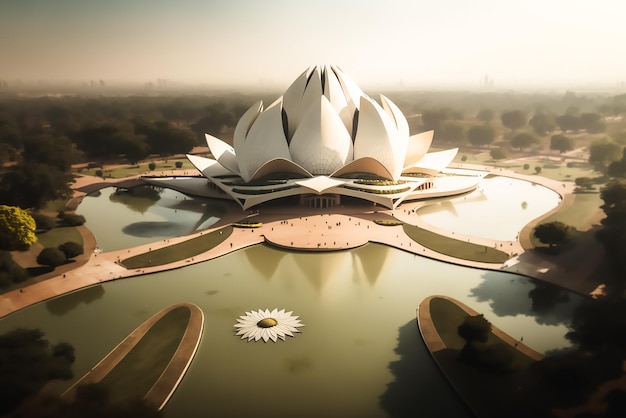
146,65,486,209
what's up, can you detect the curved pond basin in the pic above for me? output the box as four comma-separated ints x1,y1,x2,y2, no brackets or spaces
0,181,584,417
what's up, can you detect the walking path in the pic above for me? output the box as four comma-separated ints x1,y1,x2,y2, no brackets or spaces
0,166,606,318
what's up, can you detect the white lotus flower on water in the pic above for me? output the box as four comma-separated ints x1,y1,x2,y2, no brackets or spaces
234,308,305,343
205,64,435,183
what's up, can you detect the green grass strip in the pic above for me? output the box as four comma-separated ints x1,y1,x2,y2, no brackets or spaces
403,224,509,263
98,306,190,405
121,226,233,269
36,226,83,248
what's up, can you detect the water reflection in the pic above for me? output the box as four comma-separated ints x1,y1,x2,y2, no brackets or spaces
77,187,223,251
109,186,161,213
46,285,105,316
417,176,560,240
470,271,582,326
379,320,473,417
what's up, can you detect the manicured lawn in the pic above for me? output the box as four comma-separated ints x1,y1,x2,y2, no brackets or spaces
36,227,83,248
78,159,199,179
121,226,233,268
403,224,510,263
98,306,190,404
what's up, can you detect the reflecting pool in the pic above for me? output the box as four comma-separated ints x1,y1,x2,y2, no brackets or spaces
76,187,224,251
0,181,584,417
0,248,583,417
416,175,561,241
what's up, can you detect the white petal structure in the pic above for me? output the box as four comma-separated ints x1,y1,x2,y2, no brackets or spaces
234,309,305,343
145,65,487,209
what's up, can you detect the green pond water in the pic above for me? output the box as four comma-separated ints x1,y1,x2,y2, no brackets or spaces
0,183,583,417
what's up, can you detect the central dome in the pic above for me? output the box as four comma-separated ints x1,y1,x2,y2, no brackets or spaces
206,65,418,182
157,65,475,210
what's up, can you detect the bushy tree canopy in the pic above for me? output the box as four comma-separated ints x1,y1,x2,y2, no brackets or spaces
37,247,67,267
510,132,539,151
533,221,576,248
500,110,526,131
550,134,574,154
467,124,495,147
0,205,37,250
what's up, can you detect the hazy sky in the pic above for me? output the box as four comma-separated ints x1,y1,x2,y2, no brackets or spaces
2,0,625,89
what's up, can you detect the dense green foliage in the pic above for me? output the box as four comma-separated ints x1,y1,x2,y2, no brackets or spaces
500,110,526,131
0,206,37,250
532,221,576,248
0,250,28,288
467,124,495,146
0,328,75,415
36,247,67,267
58,241,84,259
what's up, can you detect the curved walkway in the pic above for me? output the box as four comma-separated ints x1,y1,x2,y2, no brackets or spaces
0,167,604,318
61,302,204,410
418,295,543,360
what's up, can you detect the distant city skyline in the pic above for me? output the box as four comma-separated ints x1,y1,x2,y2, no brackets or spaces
2,0,626,90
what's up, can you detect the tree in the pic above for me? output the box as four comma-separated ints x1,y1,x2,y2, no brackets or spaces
589,139,622,172
0,250,28,288
438,122,466,144
580,112,606,133
608,148,626,178
476,108,494,123
490,148,507,161
175,161,183,169
421,110,446,132
22,134,77,172
510,132,539,151
37,247,67,267
0,163,73,209
0,328,75,415
148,162,156,171
458,314,491,344
596,179,626,278
58,213,86,226
533,221,576,248
535,166,542,174
32,213,56,231
467,124,495,147
58,241,84,260
550,134,574,154
574,177,594,190
529,112,556,136
556,114,582,132
0,205,37,250
500,110,526,132
137,120,197,156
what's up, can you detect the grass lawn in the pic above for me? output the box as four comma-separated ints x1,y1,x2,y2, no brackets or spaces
121,226,233,268
403,224,510,263
98,306,190,404
36,227,83,248
77,159,198,179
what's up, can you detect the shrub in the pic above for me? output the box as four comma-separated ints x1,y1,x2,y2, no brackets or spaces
535,166,542,174
148,162,156,171
32,213,56,231
461,155,468,162
175,161,183,168
37,247,67,267
0,250,28,288
95,169,103,178
58,241,84,259
523,163,530,170
58,213,86,226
